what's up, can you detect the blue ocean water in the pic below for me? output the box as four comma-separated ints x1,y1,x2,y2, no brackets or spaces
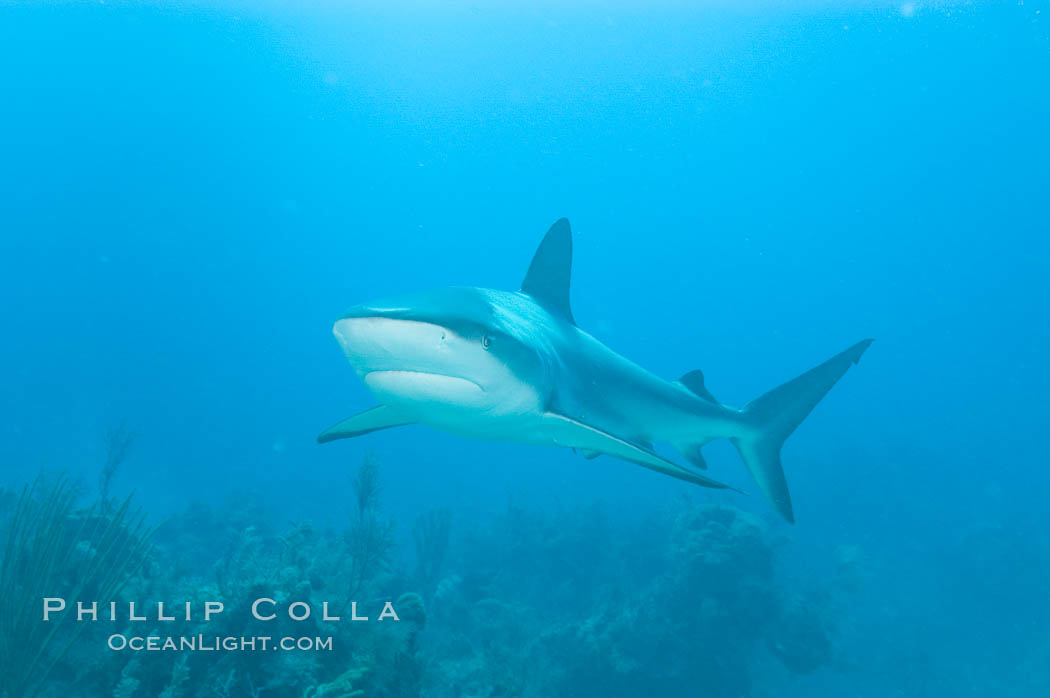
1,1,1048,696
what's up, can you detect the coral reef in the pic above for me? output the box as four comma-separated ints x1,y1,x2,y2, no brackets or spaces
302,667,367,698
0,462,844,698
420,501,836,698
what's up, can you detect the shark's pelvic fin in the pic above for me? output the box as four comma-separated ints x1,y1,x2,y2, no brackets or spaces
521,218,575,324
542,412,736,491
677,369,718,403
317,405,413,443
732,339,874,523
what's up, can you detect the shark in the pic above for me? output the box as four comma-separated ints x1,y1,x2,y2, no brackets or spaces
319,219,871,522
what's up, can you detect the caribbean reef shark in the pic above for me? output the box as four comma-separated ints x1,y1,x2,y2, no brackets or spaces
319,219,871,522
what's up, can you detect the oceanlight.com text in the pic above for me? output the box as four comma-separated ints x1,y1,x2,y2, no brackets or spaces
107,634,334,652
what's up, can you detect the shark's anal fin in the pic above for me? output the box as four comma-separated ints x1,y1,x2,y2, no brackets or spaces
317,405,413,444
542,412,737,491
674,443,708,470
521,218,575,324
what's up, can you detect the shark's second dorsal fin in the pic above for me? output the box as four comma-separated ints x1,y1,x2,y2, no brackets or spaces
521,218,575,324
678,369,719,404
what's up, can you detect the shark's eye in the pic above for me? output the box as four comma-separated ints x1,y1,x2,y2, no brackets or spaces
481,334,492,350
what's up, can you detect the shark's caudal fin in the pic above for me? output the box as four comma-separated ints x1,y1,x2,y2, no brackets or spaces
731,339,873,523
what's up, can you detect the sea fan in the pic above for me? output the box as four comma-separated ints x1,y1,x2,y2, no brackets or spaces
0,474,152,698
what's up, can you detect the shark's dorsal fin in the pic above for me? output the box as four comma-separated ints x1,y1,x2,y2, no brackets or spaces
521,218,575,324
678,369,719,404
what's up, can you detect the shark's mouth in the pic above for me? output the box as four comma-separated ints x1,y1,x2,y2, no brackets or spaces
363,370,485,398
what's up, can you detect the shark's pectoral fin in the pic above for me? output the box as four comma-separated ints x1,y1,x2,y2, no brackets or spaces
542,412,738,491
317,405,414,444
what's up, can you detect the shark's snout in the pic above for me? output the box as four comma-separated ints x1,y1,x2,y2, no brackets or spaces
333,314,503,415
334,313,486,379
333,316,444,371
332,316,390,360
332,303,545,425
